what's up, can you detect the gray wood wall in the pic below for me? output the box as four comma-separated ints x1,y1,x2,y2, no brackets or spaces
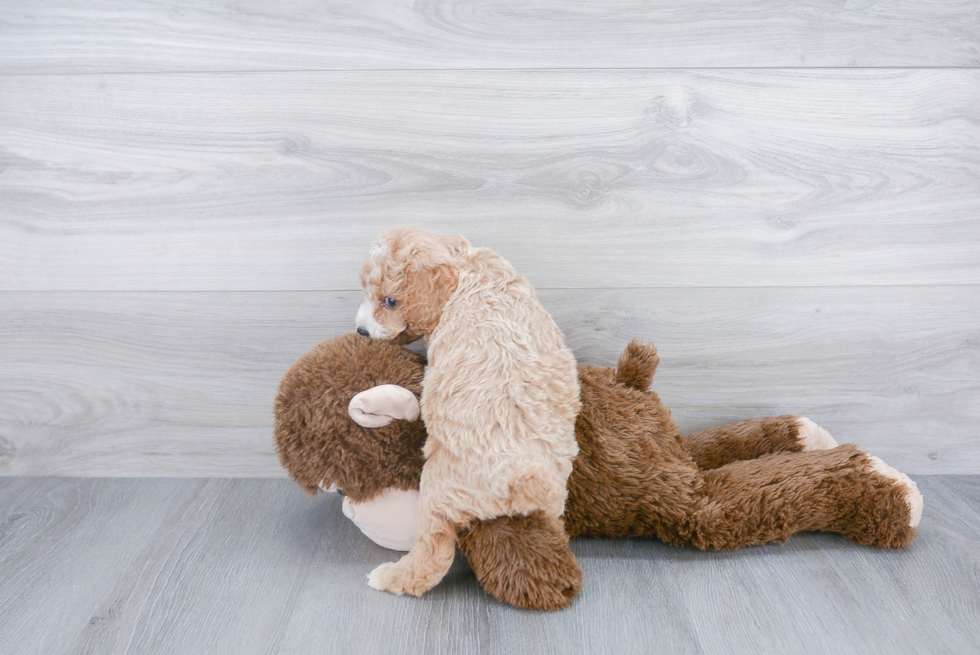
1,1,978,476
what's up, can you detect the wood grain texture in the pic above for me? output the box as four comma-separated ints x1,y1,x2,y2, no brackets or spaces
0,1,978,73
2,69,978,291
0,476,977,655
0,478,192,655
1,286,977,477
668,475,980,655
0,478,332,655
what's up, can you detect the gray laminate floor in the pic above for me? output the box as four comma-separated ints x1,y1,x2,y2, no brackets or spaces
1,476,977,655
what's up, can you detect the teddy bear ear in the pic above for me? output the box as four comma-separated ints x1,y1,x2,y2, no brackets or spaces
348,384,421,428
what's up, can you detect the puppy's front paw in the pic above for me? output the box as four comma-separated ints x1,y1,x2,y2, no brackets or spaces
368,561,426,597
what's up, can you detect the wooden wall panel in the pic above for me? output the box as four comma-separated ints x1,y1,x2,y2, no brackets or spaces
1,287,976,477
1,1,977,72
2,70,977,291
1,2,977,476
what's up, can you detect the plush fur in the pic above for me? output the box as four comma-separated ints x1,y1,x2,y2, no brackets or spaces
355,227,581,598
457,511,582,611
274,334,923,611
273,335,427,502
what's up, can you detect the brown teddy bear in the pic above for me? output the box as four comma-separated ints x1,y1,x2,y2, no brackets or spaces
274,334,923,611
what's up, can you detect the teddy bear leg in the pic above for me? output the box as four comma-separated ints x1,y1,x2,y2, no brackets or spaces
689,444,921,550
682,415,838,470
457,512,582,611
833,454,923,548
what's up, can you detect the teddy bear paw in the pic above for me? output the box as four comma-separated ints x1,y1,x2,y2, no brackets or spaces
796,417,838,451
866,456,923,528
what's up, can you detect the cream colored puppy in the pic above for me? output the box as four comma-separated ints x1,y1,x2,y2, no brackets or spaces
355,226,581,597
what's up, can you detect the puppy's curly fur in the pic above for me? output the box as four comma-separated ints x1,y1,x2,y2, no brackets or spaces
356,227,581,597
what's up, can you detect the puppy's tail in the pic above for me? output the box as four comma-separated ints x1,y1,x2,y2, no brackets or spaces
615,339,660,391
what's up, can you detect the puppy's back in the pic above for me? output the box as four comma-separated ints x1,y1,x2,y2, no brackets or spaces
421,246,581,521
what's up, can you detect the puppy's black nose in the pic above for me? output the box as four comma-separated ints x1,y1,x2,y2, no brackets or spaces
356,327,369,336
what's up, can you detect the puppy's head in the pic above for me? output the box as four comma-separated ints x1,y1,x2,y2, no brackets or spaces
356,226,469,341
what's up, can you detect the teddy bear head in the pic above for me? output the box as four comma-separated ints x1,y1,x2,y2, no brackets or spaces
273,333,427,503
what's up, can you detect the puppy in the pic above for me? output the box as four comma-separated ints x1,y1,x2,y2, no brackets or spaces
355,226,581,597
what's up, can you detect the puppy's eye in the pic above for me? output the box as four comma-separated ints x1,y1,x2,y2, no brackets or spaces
383,297,397,309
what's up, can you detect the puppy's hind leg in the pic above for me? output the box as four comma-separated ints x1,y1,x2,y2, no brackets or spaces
367,513,457,597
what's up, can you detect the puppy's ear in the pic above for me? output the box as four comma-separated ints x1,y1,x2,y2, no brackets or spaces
447,234,470,256
404,262,458,336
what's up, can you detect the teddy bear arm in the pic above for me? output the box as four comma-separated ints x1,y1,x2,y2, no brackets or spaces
458,512,582,611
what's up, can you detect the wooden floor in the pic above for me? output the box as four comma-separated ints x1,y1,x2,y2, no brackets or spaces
0,476,977,655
